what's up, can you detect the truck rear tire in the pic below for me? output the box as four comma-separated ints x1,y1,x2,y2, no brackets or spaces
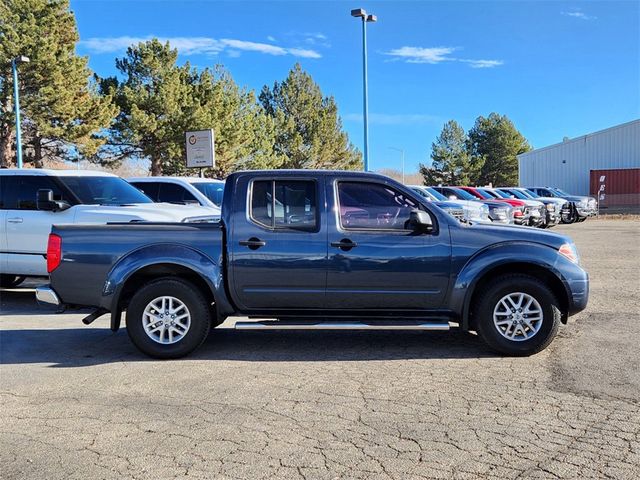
126,278,211,359
473,274,561,356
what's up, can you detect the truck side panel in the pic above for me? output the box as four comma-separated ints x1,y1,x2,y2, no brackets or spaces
50,223,224,309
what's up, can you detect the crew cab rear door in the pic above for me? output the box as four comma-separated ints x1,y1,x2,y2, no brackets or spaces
227,175,327,311
325,176,450,310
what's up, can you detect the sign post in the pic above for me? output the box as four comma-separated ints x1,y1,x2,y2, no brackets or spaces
186,130,215,177
597,175,606,215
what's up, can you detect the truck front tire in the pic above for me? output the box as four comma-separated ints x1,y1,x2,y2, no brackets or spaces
126,278,211,359
474,274,561,356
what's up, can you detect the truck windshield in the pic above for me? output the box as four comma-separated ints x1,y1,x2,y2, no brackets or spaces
450,188,476,200
518,189,538,199
58,176,152,205
501,189,528,200
474,188,494,199
193,182,225,207
552,188,571,196
424,187,446,201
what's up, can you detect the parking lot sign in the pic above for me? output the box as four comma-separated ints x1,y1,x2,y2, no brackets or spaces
186,129,215,169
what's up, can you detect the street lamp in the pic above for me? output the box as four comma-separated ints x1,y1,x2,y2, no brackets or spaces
11,55,30,169
388,147,405,184
351,8,376,172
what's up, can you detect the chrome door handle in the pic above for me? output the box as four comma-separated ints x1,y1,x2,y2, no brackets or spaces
239,237,266,250
7,217,23,223
331,238,358,251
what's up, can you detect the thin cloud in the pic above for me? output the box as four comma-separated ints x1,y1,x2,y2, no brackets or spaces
344,113,441,125
562,10,597,20
384,46,458,64
79,35,321,58
462,59,505,69
383,45,503,68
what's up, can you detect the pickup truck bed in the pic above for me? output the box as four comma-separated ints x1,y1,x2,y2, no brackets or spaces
38,170,589,359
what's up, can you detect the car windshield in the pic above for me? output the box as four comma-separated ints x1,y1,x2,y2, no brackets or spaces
552,188,571,196
193,182,225,206
450,188,476,200
425,187,447,201
58,176,152,205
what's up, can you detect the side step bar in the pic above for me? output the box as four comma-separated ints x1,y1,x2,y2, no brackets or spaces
234,320,450,331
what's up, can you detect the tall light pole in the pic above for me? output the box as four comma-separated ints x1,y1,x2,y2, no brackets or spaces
11,55,30,169
351,8,376,172
388,147,405,184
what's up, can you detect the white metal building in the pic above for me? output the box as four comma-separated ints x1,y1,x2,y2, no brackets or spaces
517,119,640,195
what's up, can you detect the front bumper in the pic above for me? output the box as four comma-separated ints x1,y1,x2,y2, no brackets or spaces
35,285,61,306
577,206,597,218
566,270,590,315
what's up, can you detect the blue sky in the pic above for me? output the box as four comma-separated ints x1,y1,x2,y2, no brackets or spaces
72,0,639,173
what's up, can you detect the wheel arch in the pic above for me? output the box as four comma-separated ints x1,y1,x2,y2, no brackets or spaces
102,244,233,331
451,243,572,331
465,262,569,331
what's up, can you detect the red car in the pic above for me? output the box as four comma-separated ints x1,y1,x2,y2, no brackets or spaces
457,186,527,225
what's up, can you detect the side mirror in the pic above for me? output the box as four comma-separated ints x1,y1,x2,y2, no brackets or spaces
408,209,434,233
37,189,70,212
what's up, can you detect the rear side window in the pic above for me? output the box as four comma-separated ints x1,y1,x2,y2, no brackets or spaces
3,175,68,210
250,180,317,231
158,183,198,204
337,181,418,230
132,182,159,201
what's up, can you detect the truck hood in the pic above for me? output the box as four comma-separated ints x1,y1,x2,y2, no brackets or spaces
463,222,570,249
74,203,220,223
538,197,567,206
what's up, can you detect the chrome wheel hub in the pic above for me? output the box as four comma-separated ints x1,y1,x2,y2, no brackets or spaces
493,292,543,342
142,296,191,345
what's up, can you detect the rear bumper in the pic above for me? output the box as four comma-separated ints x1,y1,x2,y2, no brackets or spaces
35,285,61,306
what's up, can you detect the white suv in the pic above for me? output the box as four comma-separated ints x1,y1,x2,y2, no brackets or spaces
0,169,220,285
128,177,225,208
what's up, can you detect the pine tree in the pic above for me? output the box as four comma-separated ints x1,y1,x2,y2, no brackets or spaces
420,120,480,186
468,113,531,186
102,39,281,177
0,0,116,167
260,63,361,170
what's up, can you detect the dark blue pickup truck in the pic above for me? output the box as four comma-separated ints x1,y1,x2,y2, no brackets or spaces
36,170,589,358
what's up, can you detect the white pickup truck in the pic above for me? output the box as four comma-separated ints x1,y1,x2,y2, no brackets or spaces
0,169,220,286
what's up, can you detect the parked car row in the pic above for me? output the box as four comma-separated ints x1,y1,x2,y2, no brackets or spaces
409,184,596,227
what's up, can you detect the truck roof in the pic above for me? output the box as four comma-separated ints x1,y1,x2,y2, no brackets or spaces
0,168,117,177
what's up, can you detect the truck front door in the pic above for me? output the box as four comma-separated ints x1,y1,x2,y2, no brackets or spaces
325,178,450,310
228,176,327,311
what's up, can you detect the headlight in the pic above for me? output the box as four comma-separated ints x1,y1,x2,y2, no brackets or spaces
559,243,579,264
546,203,555,211
579,199,588,207
491,207,508,219
182,215,219,223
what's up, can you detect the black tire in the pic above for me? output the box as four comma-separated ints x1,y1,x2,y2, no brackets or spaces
0,275,26,288
126,277,211,359
561,206,577,224
473,274,561,356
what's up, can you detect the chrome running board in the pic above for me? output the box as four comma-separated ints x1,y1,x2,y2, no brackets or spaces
234,320,450,331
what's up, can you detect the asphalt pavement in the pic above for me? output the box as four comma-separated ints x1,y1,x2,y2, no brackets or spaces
1,218,639,479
